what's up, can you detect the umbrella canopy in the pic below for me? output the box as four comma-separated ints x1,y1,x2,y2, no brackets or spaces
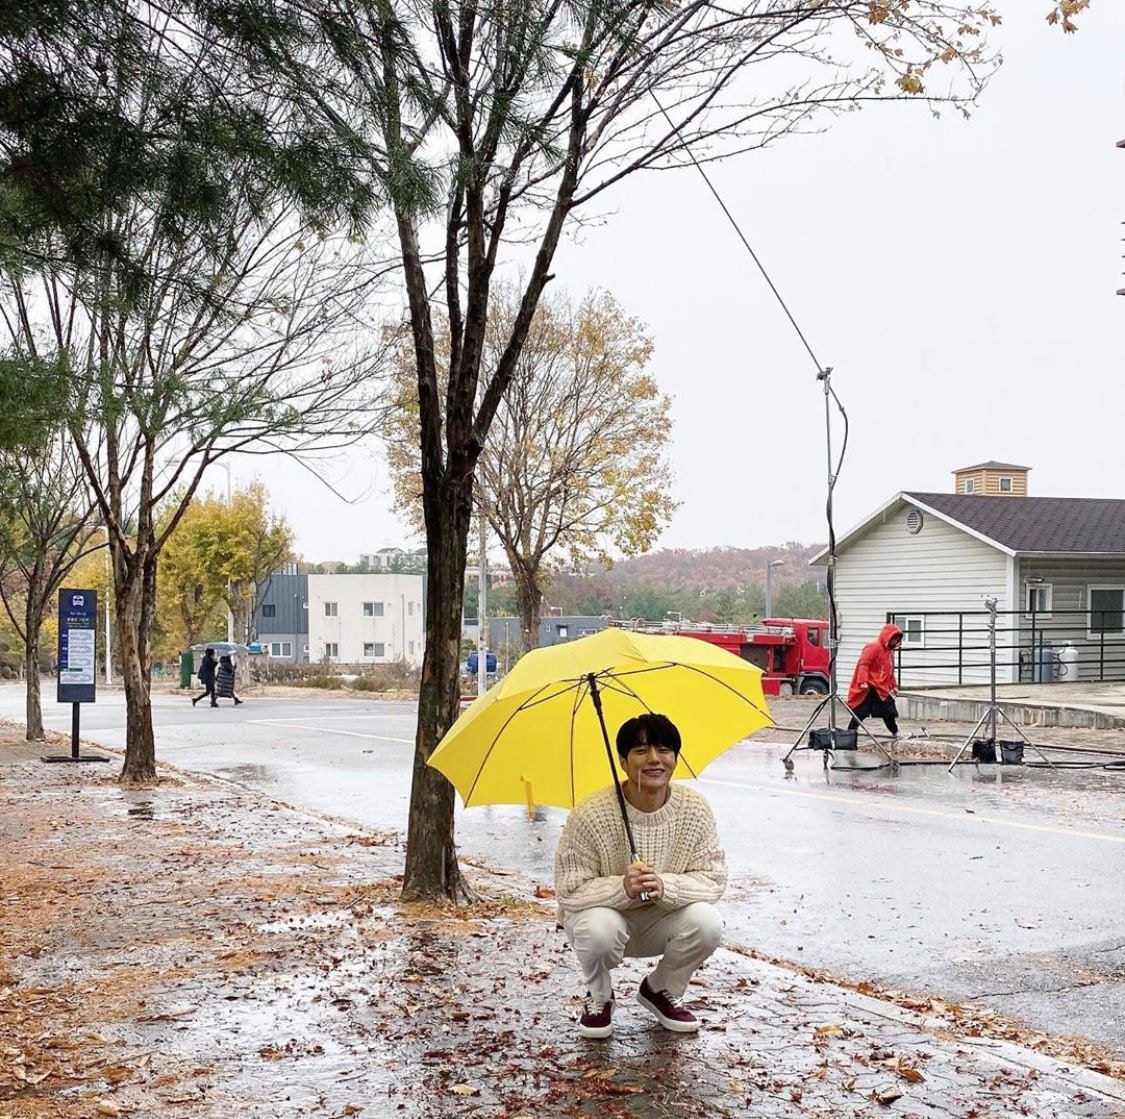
428,627,773,810
190,642,252,658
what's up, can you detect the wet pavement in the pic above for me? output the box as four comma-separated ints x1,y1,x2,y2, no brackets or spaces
5,684,1122,1060
2,725,1123,1119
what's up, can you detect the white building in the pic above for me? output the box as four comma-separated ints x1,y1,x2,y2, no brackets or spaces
813,463,1125,688
307,573,425,666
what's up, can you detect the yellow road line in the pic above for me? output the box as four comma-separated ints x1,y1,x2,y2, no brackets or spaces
698,777,1125,844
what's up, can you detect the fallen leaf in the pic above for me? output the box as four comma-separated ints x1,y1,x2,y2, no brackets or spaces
871,1085,903,1106
450,1084,478,1096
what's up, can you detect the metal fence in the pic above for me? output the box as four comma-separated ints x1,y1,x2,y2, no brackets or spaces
883,608,1125,687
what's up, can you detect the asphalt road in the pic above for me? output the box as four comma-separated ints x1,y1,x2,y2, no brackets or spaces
4,685,1123,1054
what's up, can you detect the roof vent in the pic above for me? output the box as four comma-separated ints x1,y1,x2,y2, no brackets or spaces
905,510,924,535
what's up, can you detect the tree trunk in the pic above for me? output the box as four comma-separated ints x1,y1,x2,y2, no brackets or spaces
24,632,43,740
402,484,474,902
23,573,46,740
116,562,157,783
512,560,543,653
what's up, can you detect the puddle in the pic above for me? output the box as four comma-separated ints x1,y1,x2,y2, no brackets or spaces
217,763,278,784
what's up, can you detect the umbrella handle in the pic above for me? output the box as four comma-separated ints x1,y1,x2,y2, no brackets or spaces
587,674,641,855
587,674,651,903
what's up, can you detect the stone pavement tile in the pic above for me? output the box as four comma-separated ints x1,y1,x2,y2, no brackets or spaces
2,740,1123,1119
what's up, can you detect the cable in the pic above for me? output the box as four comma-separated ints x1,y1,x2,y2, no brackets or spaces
649,96,827,379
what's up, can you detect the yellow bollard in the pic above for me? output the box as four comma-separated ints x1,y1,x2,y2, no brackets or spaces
522,777,536,819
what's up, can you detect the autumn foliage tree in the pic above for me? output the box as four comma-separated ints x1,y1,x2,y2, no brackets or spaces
156,483,294,656
387,288,676,652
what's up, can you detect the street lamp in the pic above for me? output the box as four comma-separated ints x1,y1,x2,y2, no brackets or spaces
764,560,784,620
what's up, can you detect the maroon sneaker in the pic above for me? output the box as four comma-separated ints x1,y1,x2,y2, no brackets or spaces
578,996,614,1039
637,977,699,1033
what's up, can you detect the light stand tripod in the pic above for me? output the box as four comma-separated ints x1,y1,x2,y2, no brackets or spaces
947,598,1055,772
782,368,897,772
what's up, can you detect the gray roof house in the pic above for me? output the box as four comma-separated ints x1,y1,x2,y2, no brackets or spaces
814,466,1125,688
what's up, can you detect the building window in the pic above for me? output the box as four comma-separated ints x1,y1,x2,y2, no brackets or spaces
407,600,414,616
324,601,338,617
261,603,276,618
557,624,569,638
363,642,385,658
963,478,975,494
408,641,415,655
269,641,292,657
892,616,925,647
1025,582,1052,617
363,601,384,617
325,642,339,659
1088,587,1124,637
999,476,1013,493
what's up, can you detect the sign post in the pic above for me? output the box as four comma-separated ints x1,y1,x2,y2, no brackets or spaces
43,588,108,764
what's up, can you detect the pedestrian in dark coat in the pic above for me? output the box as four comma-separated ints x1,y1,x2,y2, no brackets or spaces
192,648,218,707
215,653,243,706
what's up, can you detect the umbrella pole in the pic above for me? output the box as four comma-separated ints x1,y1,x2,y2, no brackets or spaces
586,674,641,863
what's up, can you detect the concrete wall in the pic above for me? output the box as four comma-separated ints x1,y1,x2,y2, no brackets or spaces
307,573,425,665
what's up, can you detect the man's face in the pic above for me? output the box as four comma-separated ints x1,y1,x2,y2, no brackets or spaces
621,734,677,794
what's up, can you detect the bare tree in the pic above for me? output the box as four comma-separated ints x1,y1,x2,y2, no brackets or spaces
258,0,1003,899
0,433,100,738
0,25,388,782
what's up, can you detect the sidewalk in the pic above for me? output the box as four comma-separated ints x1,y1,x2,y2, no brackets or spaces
2,725,1123,1119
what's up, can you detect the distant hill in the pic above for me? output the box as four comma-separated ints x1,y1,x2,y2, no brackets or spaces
596,543,824,589
540,543,828,624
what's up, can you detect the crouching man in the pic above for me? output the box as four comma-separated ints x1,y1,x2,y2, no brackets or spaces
554,713,727,1038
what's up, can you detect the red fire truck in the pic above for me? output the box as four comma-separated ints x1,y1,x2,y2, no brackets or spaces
612,618,831,697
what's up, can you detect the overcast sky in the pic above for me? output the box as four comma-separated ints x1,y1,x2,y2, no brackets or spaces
233,4,1124,565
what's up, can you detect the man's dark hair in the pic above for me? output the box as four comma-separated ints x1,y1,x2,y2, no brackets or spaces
205,647,214,655
616,713,682,760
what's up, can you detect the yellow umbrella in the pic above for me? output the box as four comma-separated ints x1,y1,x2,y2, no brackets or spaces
428,628,773,826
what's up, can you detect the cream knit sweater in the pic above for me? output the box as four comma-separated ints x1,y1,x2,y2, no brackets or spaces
554,783,727,918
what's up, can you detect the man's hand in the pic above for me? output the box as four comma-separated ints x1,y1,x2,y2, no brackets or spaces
624,862,664,901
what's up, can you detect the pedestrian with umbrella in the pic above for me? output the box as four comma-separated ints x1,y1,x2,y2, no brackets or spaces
427,627,771,1039
555,711,725,1038
214,653,243,707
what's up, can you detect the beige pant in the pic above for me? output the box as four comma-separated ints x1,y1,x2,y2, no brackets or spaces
562,902,723,1005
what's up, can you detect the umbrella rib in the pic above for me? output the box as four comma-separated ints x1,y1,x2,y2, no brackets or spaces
594,662,772,721
570,676,591,807
596,673,709,779
597,663,773,780
461,681,559,804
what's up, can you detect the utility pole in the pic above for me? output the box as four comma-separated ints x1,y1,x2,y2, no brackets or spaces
478,516,488,698
219,462,234,643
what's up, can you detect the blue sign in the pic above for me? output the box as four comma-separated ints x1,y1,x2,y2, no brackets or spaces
58,588,98,704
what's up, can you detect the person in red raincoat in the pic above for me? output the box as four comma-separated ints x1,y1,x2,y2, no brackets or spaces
847,623,903,736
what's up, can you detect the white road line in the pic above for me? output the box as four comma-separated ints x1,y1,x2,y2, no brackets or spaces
698,777,1125,844
247,718,413,743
